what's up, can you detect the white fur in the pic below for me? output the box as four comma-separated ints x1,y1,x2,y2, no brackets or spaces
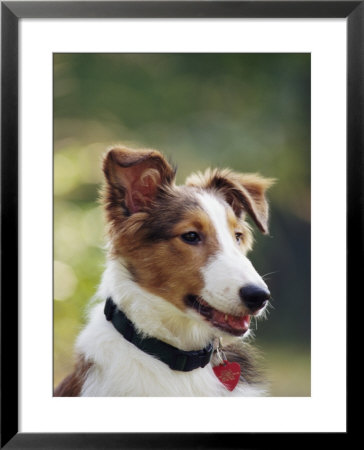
76,259,265,397
198,192,268,317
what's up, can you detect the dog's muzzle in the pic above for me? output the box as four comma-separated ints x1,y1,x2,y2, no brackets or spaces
239,284,270,313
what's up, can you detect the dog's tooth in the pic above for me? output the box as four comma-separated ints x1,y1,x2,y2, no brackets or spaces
225,314,228,321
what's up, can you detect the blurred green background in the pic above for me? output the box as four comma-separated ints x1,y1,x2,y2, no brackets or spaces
54,53,310,396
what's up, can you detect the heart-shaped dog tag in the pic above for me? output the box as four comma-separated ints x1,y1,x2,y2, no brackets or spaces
213,360,241,391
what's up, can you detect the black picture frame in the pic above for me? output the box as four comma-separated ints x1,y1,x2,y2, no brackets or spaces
1,1,360,448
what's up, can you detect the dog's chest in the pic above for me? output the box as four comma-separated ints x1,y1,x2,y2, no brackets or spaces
76,310,262,397
81,356,228,397
81,347,259,397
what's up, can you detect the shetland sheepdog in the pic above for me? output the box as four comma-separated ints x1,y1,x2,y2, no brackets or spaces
55,146,274,397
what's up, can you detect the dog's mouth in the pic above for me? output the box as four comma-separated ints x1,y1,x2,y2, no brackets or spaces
185,295,251,336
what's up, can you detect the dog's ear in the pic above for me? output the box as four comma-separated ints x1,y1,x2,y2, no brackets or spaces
186,168,274,234
103,146,176,215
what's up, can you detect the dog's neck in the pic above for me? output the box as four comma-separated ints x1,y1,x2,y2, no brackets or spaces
97,258,220,351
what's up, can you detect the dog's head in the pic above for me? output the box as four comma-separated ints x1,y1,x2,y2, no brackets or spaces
102,146,274,337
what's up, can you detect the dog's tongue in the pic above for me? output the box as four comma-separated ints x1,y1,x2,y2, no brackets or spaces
212,310,251,331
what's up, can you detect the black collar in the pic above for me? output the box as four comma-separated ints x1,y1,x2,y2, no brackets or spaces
104,297,213,372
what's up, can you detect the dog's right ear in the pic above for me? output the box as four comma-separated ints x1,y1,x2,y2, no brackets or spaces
186,168,274,234
103,146,175,216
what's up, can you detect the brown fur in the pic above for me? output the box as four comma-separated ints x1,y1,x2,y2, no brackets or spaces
54,356,93,397
112,205,220,311
225,205,254,252
186,168,275,234
102,146,176,236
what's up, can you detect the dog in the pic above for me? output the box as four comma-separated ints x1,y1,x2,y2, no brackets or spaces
54,146,274,397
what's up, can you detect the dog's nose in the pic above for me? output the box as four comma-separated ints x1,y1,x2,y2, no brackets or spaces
239,284,270,312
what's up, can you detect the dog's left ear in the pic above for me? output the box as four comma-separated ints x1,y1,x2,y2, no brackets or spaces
186,169,275,234
103,146,176,215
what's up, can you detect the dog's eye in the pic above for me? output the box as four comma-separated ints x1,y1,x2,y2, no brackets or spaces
181,232,201,245
235,232,243,244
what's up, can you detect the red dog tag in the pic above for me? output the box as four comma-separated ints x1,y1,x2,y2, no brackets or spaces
213,360,241,391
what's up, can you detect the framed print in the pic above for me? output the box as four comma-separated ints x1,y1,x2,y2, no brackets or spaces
52,52,311,400
1,1,361,448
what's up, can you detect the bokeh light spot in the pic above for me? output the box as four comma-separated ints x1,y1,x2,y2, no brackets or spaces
54,260,78,301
